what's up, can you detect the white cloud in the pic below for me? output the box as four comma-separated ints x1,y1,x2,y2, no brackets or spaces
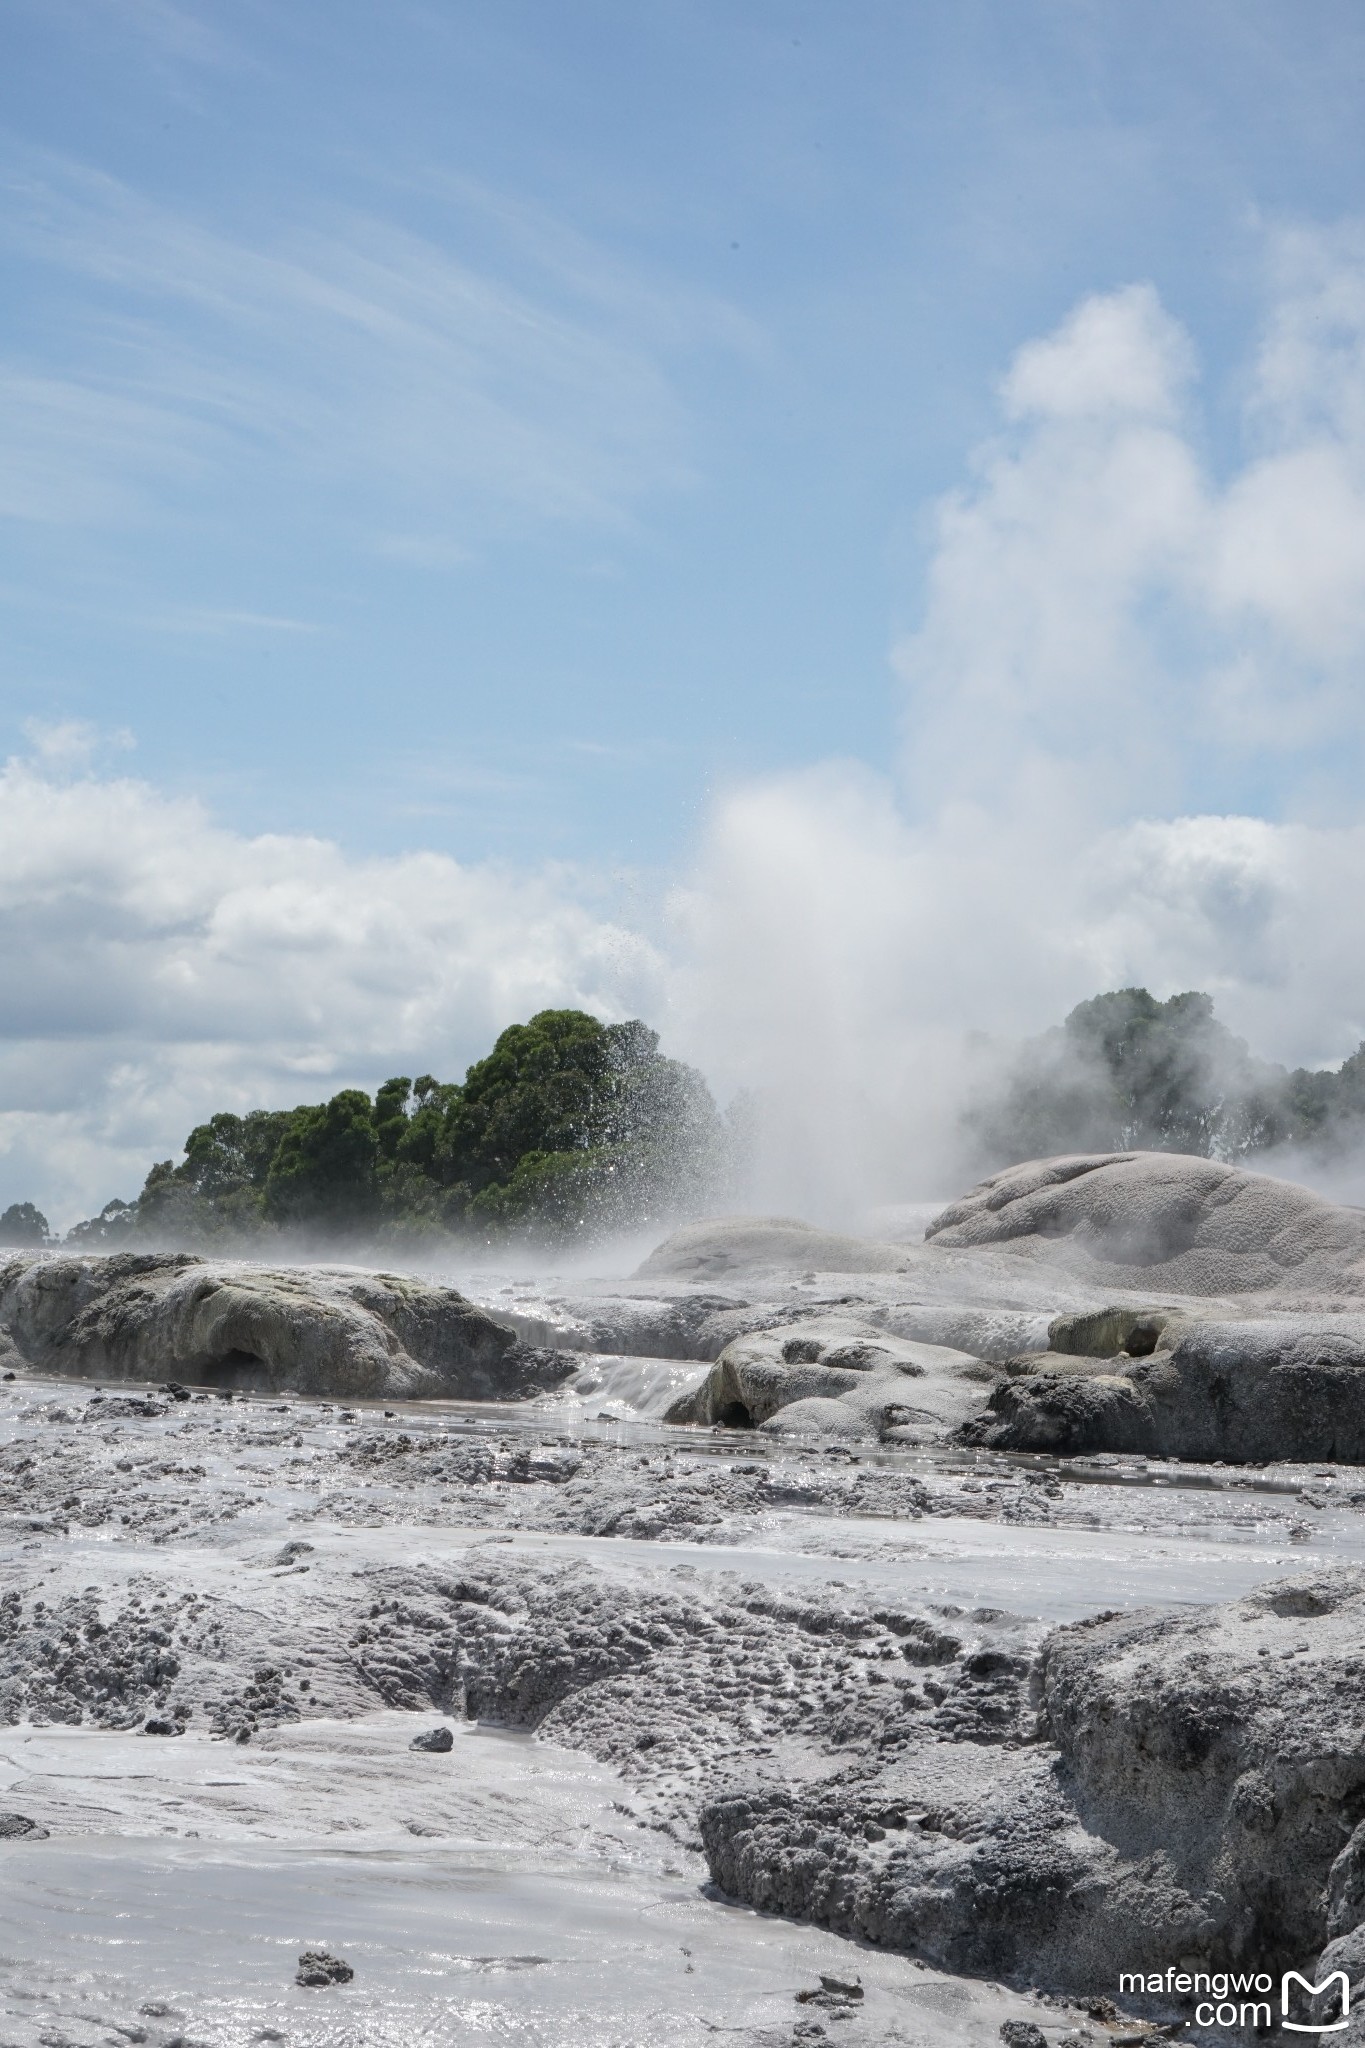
1251,219,1365,449
0,747,665,1226
669,237,1365,1215
895,231,1365,809
0,367,204,524
10,234,1365,1230
19,717,133,772
1001,282,1194,423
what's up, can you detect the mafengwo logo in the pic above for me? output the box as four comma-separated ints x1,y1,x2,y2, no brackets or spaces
1118,1968,1351,2032
1281,1971,1351,2035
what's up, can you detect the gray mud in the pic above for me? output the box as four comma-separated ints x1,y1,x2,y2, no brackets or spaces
4,1349,1365,2046
7,1159,1365,2044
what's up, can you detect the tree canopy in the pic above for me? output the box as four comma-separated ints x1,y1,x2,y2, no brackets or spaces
43,988,1365,1249
0,1201,50,1247
967,986,1365,1169
98,1008,726,1247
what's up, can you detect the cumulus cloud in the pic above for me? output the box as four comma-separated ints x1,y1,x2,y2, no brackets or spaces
672,228,1365,1215
900,234,1365,799
0,748,665,1226
9,224,1365,1227
1001,282,1195,424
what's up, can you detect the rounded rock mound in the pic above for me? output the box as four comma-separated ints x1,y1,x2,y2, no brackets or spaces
926,1151,1365,1297
665,1315,992,1443
0,1251,567,1402
635,1215,910,1281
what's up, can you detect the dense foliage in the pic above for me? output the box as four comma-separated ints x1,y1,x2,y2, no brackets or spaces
0,1201,49,1247
67,1009,727,1247
968,986,1365,1168
25,988,1365,1251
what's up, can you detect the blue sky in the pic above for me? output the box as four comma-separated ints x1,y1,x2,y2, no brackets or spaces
6,1,1365,1222
4,1,1364,863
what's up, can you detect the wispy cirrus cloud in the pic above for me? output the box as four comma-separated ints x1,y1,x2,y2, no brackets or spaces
0,146,755,536
0,365,205,523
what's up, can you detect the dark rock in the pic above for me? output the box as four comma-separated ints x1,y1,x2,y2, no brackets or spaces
1000,2025,1048,2048
410,1725,455,1752
961,1314,1365,1463
699,1567,1365,1998
0,1587,187,1728
78,1396,168,1420
796,1972,864,2011
0,1811,48,1838
295,1948,354,1986
141,1717,183,1736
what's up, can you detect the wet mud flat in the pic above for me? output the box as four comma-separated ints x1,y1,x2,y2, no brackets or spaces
4,1360,1365,2048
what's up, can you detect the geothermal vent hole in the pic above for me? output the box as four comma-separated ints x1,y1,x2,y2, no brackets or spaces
197,1348,272,1391
716,1400,755,1429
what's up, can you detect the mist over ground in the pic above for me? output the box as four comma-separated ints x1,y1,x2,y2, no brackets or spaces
6,247,1365,1230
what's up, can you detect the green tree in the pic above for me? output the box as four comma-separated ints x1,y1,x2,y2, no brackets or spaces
177,1109,296,1201
428,1010,722,1231
374,1077,412,1162
437,1009,617,1195
0,1201,50,1246
65,1198,140,1246
264,1090,379,1231
63,1009,727,1247
967,985,1365,1170
391,1074,463,1177
135,1108,298,1239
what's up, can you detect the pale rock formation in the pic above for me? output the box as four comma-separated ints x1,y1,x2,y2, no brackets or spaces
0,1251,563,1401
927,1151,1365,1298
636,1215,912,1280
664,1315,992,1443
701,1567,1365,2020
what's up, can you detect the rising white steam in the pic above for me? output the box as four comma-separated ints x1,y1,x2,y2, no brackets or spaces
670,229,1365,1218
7,225,1365,1228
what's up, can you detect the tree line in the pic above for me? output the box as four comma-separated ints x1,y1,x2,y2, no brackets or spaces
15,1008,731,1249
8,989,1365,1253
967,986,1365,1168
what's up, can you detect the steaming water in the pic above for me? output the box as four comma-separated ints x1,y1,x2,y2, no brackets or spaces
5,1716,985,2048
561,1350,711,1420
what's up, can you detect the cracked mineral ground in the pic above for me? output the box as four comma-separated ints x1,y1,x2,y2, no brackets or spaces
6,1157,1365,2047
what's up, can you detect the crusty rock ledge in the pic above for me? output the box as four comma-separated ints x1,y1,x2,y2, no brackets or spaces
699,1566,1365,2027
961,1310,1365,1462
0,1251,570,1401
